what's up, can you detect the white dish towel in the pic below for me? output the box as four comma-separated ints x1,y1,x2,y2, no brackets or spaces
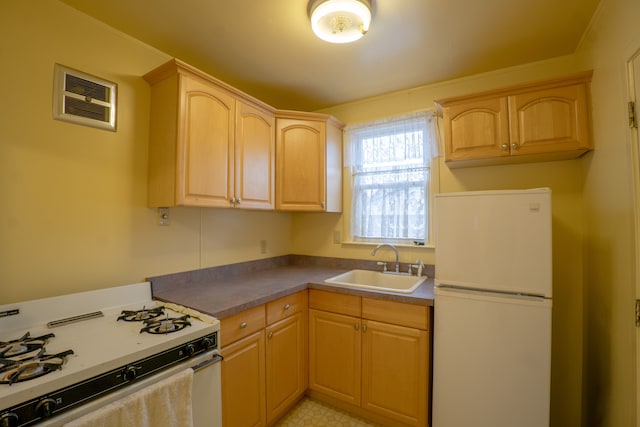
64,368,194,427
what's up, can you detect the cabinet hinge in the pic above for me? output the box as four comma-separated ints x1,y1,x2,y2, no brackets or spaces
636,299,640,326
629,101,638,128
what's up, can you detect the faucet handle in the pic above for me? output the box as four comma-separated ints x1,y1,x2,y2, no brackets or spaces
376,261,388,272
415,259,424,276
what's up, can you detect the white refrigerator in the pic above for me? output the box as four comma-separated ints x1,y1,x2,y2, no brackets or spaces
432,188,552,427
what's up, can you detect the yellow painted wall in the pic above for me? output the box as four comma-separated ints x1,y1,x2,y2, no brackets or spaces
578,0,640,425
0,1,292,303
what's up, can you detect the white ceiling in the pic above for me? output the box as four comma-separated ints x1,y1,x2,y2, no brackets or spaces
59,0,601,111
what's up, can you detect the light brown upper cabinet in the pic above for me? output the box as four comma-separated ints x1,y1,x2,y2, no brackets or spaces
435,71,593,168
144,59,275,209
275,111,343,212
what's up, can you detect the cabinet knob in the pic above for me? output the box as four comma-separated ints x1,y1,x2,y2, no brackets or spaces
284,303,291,311
511,142,519,150
354,323,359,331
240,322,247,329
268,331,273,339
362,324,367,333
500,144,509,151
236,198,241,205
230,197,236,205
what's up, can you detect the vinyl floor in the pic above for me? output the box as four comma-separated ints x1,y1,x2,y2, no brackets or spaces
274,397,382,427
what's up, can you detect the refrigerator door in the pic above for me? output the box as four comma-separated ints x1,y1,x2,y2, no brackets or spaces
435,189,552,297
432,287,551,427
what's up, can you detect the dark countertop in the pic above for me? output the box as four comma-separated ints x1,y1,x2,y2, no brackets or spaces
150,256,434,319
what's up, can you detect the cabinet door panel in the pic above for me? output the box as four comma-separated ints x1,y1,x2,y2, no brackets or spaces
308,309,361,405
362,320,428,426
266,312,306,423
180,76,234,207
443,97,510,161
236,102,275,209
509,84,589,155
276,119,326,211
221,331,266,427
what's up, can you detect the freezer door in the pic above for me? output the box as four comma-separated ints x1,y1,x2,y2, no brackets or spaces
435,189,552,297
432,287,551,427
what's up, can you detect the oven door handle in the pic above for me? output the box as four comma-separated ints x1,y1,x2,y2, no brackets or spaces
191,353,223,372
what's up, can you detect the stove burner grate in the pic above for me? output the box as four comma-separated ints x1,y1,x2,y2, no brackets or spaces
0,350,74,385
140,315,191,334
0,332,55,360
118,306,165,322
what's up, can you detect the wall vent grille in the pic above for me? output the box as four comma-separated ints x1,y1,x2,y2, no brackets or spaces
53,64,117,131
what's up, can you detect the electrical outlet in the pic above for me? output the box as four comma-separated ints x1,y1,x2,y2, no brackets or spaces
333,230,341,244
158,208,170,226
260,240,267,254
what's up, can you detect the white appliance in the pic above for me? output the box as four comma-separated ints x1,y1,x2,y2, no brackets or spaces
432,188,552,427
0,283,221,427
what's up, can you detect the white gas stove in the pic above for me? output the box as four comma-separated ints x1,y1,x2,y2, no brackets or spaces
0,283,220,427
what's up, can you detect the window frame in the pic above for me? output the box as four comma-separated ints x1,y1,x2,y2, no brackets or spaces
343,111,439,248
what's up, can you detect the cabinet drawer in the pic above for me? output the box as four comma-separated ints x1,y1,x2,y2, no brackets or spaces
309,289,360,317
220,304,266,347
362,298,429,330
266,290,307,325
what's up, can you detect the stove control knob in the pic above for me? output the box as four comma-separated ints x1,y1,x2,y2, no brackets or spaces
36,398,57,418
123,366,139,382
202,337,214,350
185,343,196,357
0,412,18,427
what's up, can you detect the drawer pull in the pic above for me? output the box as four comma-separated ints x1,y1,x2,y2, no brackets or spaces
240,322,247,329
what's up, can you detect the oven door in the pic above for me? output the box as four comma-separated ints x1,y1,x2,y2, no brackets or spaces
192,353,222,427
40,350,222,427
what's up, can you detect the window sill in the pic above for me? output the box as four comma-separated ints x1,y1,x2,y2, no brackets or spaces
340,241,435,250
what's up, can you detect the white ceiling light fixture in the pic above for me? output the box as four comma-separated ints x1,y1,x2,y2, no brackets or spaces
309,0,373,44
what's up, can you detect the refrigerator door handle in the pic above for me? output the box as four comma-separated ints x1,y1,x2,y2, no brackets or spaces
435,284,548,302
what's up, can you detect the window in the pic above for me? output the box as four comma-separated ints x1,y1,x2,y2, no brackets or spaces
346,111,439,245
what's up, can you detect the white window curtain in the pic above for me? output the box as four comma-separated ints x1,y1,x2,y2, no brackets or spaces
345,111,440,243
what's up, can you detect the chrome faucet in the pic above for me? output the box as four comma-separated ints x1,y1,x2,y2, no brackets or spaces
371,244,400,272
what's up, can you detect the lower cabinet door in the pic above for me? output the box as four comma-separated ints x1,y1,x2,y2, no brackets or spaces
221,330,266,427
362,320,428,426
308,308,361,405
265,312,306,423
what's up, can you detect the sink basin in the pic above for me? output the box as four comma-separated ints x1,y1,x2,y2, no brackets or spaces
324,269,426,294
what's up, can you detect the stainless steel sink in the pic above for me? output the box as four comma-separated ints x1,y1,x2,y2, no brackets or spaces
324,269,427,294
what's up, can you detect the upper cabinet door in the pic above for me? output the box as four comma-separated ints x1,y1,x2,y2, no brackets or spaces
275,112,343,212
179,76,235,207
276,118,327,211
442,96,510,161
508,83,590,156
235,101,275,210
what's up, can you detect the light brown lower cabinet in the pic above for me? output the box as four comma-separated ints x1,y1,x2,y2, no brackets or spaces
221,291,307,427
222,288,429,427
309,289,430,427
221,330,266,426
361,319,428,426
265,311,307,422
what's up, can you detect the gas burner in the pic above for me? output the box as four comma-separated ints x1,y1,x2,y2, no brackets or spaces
140,315,191,334
0,350,74,385
117,306,165,322
0,332,55,360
